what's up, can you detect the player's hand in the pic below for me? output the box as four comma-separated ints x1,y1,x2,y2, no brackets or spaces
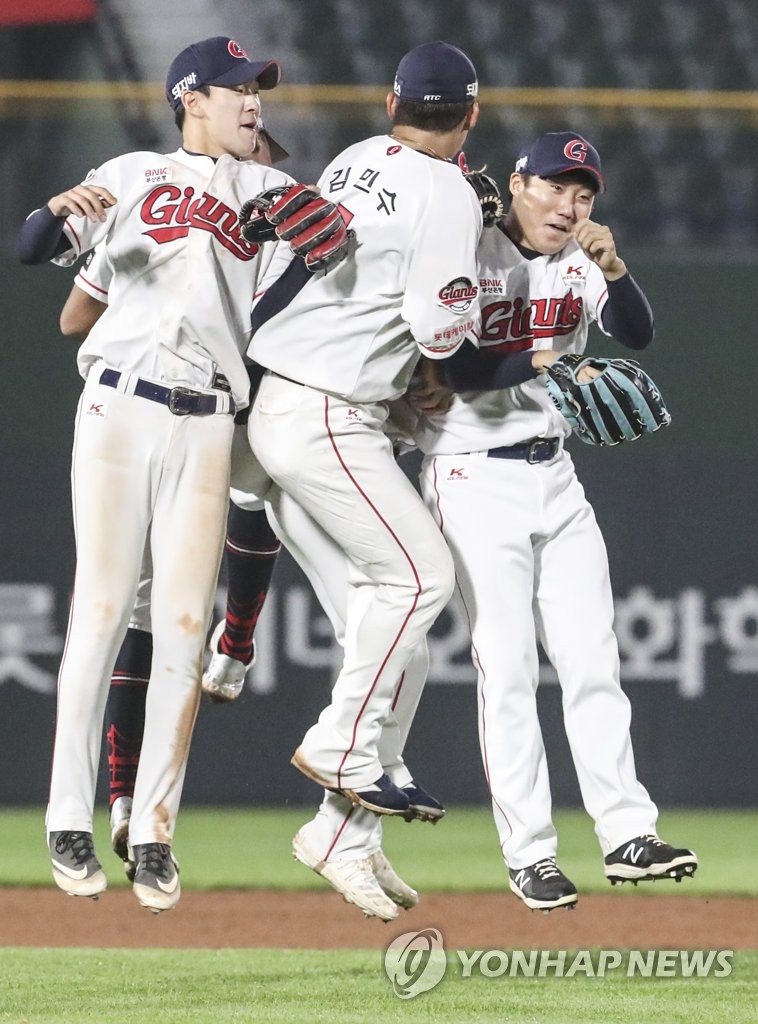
573,218,626,281
406,358,454,415
533,348,599,382
48,185,117,222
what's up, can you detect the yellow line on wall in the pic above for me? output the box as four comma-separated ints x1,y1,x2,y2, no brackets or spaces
0,80,757,110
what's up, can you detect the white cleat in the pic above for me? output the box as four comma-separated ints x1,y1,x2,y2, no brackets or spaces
201,621,256,703
49,831,107,899
132,843,181,913
369,849,419,909
292,830,399,922
109,796,135,881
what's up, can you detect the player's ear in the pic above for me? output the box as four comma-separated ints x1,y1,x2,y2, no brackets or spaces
182,89,201,119
386,92,398,120
509,171,524,198
462,102,479,131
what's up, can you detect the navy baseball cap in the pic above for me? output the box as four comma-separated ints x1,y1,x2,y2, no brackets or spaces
393,41,478,103
166,36,281,111
514,131,605,192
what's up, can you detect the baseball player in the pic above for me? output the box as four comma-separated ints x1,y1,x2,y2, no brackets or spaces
245,41,483,818
65,256,432,916
411,131,698,911
17,35,348,912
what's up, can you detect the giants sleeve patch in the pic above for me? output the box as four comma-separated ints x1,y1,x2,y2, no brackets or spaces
437,277,478,313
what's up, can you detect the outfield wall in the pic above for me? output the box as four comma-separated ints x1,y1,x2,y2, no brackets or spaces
1,252,756,807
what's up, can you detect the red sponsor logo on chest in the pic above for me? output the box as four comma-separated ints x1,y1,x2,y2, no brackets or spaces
140,185,259,260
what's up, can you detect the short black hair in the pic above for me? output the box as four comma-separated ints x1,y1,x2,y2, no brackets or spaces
174,84,211,131
393,98,473,133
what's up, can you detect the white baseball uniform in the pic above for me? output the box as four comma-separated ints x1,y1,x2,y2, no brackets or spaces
248,135,482,789
265,487,429,859
45,147,294,847
72,250,154,636
71,246,274,633
417,227,659,868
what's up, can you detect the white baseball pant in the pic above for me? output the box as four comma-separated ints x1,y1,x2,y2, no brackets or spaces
420,449,658,867
47,368,233,846
250,372,453,788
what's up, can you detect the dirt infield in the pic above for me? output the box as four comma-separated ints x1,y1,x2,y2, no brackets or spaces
1,888,756,949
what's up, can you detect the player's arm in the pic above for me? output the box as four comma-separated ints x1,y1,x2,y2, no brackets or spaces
17,170,118,265
60,245,112,340
574,218,654,350
402,174,483,359
60,285,107,341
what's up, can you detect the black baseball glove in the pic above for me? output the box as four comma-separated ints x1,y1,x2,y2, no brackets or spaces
239,184,352,272
544,354,671,446
465,168,504,227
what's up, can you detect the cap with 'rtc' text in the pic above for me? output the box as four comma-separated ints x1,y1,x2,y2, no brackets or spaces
393,41,478,104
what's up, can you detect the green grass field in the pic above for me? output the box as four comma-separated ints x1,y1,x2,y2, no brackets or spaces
1,948,755,1024
2,805,756,894
1,807,756,1024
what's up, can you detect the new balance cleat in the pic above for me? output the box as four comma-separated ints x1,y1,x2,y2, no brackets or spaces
201,620,255,703
291,748,411,816
109,795,135,882
508,858,578,912
345,775,412,816
402,781,445,824
49,831,107,898
132,843,181,913
369,849,419,909
292,831,398,921
604,835,698,884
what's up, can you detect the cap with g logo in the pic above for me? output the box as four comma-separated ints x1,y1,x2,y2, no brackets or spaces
514,131,605,192
165,36,282,111
393,41,478,104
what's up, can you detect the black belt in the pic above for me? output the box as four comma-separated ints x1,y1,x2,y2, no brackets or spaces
485,437,560,463
99,369,232,417
269,370,304,387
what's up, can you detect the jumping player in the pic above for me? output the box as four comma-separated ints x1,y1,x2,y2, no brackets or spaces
58,117,289,875
412,131,698,910
18,35,347,912
246,41,483,817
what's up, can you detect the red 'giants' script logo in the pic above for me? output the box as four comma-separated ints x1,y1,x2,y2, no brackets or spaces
140,185,259,260
480,290,585,351
438,277,478,313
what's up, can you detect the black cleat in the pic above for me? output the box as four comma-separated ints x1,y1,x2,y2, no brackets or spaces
508,857,578,911
402,781,445,823
604,835,698,884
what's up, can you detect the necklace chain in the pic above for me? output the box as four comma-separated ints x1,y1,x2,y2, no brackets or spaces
389,132,452,163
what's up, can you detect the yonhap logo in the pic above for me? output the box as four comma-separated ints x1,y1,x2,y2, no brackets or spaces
383,932,733,997
384,929,447,999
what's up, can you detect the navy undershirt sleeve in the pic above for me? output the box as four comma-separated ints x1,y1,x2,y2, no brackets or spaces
16,206,71,265
440,344,537,393
599,273,654,350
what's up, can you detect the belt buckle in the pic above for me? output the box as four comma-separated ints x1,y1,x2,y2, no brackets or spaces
527,439,552,464
168,386,197,416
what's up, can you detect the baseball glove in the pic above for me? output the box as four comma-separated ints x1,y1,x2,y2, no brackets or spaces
465,168,504,227
239,184,352,272
544,354,671,446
